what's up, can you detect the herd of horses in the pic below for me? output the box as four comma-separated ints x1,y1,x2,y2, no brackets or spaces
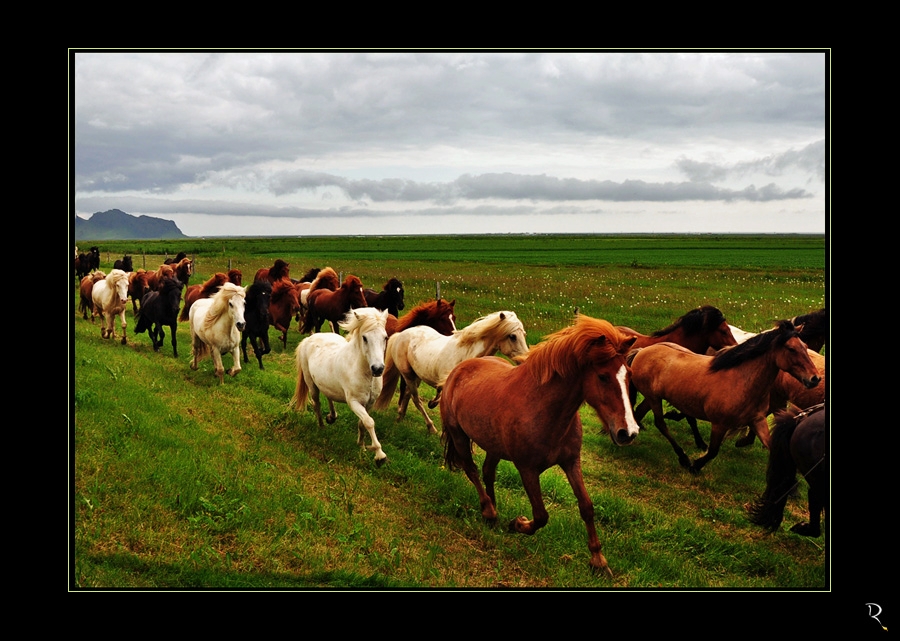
75,251,827,576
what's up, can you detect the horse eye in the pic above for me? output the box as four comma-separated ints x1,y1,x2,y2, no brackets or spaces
598,374,610,383
509,335,517,341
363,336,368,343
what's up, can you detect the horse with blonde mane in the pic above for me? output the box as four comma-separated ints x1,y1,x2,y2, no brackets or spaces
189,283,247,384
374,310,529,434
292,308,390,464
441,315,640,575
91,269,131,344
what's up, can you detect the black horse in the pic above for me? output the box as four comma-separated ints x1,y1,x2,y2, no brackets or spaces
748,403,826,537
791,308,827,353
134,277,184,357
113,254,133,272
363,277,405,316
75,246,101,282
241,280,273,369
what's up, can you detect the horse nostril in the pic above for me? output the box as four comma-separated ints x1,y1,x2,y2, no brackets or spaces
236,322,246,331
372,365,384,377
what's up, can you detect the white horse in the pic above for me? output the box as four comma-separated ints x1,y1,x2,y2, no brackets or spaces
91,268,130,344
292,308,390,464
374,310,529,434
189,283,247,384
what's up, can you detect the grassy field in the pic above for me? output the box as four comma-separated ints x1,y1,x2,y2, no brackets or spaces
72,234,828,590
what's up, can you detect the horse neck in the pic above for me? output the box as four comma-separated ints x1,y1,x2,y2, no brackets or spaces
660,327,709,354
724,349,783,398
515,359,586,418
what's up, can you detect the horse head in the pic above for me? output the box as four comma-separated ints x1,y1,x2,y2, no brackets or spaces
342,308,389,377
109,269,130,304
772,320,821,389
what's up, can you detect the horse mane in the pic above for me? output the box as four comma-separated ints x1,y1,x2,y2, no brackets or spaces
792,308,826,351
395,300,452,333
710,320,796,371
160,276,183,295
525,315,622,385
269,259,290,282
247,279,273,299
203,283,245,330
295,267,321,284
339,308,387,337
271,278,297,303
341,274,363,290
309,267,339,292
455,311,523,348
651,305,726,338
201,273,229,296
107,269,129,288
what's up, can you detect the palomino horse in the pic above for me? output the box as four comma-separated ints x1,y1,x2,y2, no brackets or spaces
364,278,405,316
374,311,529,434
241,280,273,369
134,276,184,357
292,308,390,465
748,403,826,537
189,283,247,384
301,274,368,334
441,315,640,575
180,271,244,322
91,269,131,344
629,321,821,474
269,278,301,349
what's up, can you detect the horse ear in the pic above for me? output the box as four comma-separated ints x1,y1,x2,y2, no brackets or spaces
499,312,506,321
620,335,638,353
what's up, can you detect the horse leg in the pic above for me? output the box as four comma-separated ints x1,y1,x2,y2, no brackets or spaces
241,334,250,364
325,399,337,424
170,322,178,358
119,309,128,345
406,379,438,434
561,456,612,576
648,398,693,471
509,466,549,536
686,415,707,450
482,452,501,509
348,400,387,465
689,423,728,474
226,346,242,377
791,471,825,537
427,386,442,410
309,387,325,428
735,428,757,448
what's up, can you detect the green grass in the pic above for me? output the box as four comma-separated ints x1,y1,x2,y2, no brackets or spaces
72,234,827,590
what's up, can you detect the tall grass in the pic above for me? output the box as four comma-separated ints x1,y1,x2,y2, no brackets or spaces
73,235,827,589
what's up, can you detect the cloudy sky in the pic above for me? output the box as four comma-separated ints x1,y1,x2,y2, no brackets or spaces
71,51,827,237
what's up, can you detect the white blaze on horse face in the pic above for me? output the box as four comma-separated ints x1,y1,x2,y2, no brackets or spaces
616,364,641,438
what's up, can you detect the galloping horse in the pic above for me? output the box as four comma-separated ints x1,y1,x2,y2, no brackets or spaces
296,267,338,326
386,298,457,338
128,270,151,316
292,308,390,465
441,315,640,575
79,272,105,321
269,278,302,349
618,305,737,354
180,273,230,322
75,246,100,282
629,321,821,474
364,278,405,316
301,274,367,334
113,255,133,272
254,259,290,284
189,283,247,384
374,310,529,434
134,276,184,357
241,280,273,369
748,403,826,537
91,269,131,344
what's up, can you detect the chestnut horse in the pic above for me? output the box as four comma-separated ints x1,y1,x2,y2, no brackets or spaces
296,267,338,327
254,259,290,284
364,277,405,316
629,320,821,474
269,278,302,349
441,315,640,575
748,403,826,537
241,279,273,369
386,298,457,338
374,311,529,434
301,274,367,334
79,272,105,321
128,270,151,317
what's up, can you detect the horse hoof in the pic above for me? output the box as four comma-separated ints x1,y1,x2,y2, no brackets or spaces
735,436,754,448
427,400,439,409
375,456,388,467
326,415,337,425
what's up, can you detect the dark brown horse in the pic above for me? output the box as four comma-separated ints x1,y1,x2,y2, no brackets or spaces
441,315,640,575
269,278,302,349
241,279,273,369
128,270,151,316
364,277,405,316
296,267,339,326
748,403,826,537
301,274,367,334
791,308,826,353
134,276,184,357
629,320,821,474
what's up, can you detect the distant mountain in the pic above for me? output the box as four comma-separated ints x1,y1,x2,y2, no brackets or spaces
74,209,188,240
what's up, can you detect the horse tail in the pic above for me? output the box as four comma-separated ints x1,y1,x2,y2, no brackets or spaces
625,347,641,367
441,420,469,472
291,348,309,411
747,409,801,532
373,345,400,410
